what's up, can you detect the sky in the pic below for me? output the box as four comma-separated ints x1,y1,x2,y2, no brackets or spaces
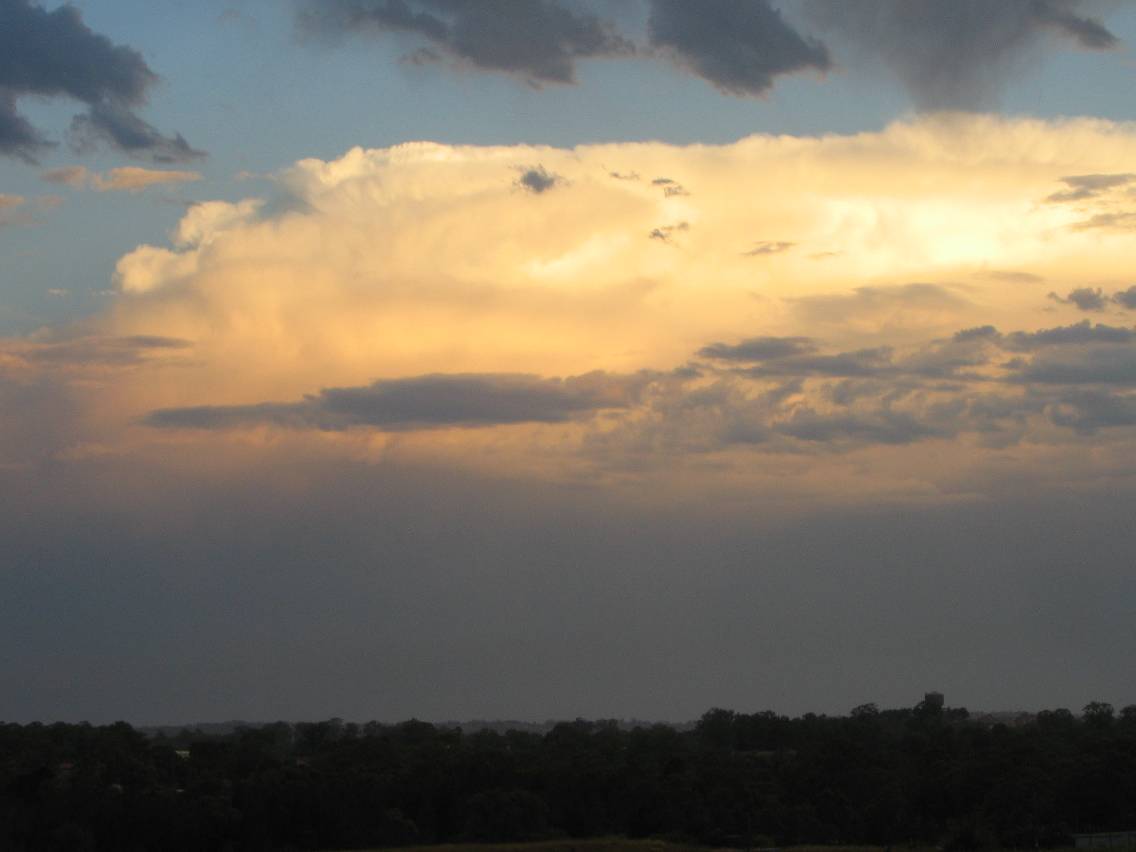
2,0,1136,726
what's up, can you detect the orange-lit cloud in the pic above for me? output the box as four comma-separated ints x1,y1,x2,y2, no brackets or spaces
6,115,1136,503
39,165,203,192
93,167,203,192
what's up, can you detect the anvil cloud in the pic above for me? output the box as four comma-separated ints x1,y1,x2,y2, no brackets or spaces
5,112,1136,722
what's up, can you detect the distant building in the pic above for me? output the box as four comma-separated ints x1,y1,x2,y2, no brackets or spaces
924,691,945,710
1074,832,1136,849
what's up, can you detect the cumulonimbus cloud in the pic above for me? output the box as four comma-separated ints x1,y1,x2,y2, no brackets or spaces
5,115,1136,491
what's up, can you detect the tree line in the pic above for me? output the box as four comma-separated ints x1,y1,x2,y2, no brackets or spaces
3,699,1136,851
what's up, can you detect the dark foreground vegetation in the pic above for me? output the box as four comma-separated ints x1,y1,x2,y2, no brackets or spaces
3,700,1136,851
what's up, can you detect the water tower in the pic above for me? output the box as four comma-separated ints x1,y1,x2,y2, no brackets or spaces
924,691,945,710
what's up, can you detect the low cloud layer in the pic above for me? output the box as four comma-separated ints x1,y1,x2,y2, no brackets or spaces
133,315,1136,461
148,371,648,431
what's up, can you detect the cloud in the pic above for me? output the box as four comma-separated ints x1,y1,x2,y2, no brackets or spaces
650,177,689,197
790,283,971,333
92,167,203,192
743,346,898,379
1046,173,1136,203
146,371,648,431
0,192,25,226
517,165,560,194
11,334,192,368
1047,388,1136,433
953,325,1001,343
804,0,1120,110
39,165,203,192
647,0,830,96
40,165,89,187
744,240,794,256
296,0,633,85
1113,286,1136,310
1073,211,1136,231
974,270,1045,284
1048,287,1108,311
1004,320,1136,350
8,116,1136,481
69,101,205,164
1013,345,1136,385
0,0,201,162
647,221,688,243
12,119,1136,726
699,336,818,362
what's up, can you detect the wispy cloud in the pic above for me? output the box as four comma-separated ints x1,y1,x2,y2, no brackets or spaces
92,167,203,192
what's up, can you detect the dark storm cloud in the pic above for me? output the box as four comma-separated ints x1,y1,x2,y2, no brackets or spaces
647,0,830,96
136,319,1136,454
146,371,650,431
954,325,1002,343
803,0,1119,110
701,327,999,384
1047,388,1136,433
1004,320,1136,350
775,406,945,445
0,0,201,162
659,317,1136,451
517,165,560,193
0,90,46,160
1048,287,1108,312
1046,173,1136,203
699,335,818,362
743,346,898,379
296,0,633,85
1113,286,1136,310
69,102,204,164
1013,346,1136,385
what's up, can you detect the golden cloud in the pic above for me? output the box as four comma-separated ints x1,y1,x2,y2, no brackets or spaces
6,115,1136,502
